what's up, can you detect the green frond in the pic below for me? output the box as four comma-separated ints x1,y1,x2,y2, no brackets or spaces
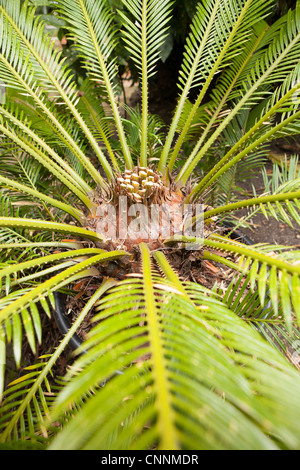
158,0,223,172
0,248,105,288
0,117,93,208
119,104,165,165
0,0,78,103
0,249,126,321
171,23,268,174
0,356,57,442
202,188,300,228
0,217,105,242
165,235,300,330
0,102,92,192
0,175,84,222
140,242,178,449
57,0,117,87
175,99,215,143
222,267,300,365
56,0,133,169
76,79,120,172
0,51,106,186
178,10,300,186
187,83,300,200
119,0,173,166
0,0,300,451
0,280,115,441
0,0,113,181
120,0,172,77
5,89,91,181
46,254,300,450
158,0,274,173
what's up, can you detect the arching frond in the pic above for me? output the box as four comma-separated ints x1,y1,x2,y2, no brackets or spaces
76,79,120,172
0,218,105,256
0,279,116,441
43,245,300,450
164,235,300,330
187,96,300,200
0,102,91,193
0,356,59,443
178,10,300,187
158,0,274,173
0,248,126,398
0,0,78,103
56,0,133,169
0,118,92,208
0,175,83,222
119,0,172,166
0,0,113,181
202,187,300,229
5,89,90,179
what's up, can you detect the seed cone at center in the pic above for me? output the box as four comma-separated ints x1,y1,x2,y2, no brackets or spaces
85,166,187,251
114,167,167,205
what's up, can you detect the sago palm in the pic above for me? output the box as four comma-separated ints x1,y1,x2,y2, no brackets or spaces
1,0,300,450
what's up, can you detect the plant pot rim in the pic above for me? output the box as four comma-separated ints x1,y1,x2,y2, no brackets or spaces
53,290,83,351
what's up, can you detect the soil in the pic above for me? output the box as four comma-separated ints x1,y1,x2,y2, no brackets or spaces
234,141,300,247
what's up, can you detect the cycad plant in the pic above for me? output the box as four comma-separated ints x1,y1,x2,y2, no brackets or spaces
1,0,300,450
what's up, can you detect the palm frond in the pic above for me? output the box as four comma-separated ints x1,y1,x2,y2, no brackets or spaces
179,13,300,187
188,87,300,200
0,356,58,442
0,249,126,399
76,79,120,172
0,0,113,181
0,117,92,208
164,234,300,330
0,102,91,192
0,217,105,243
0,279,115,441
56,0,133,169
119,104,165,165
223,268,300,368
202,187,300,229
44,245,300,450
0,0,78,103
158,0,274,173
6,88,90,179
119,0,172,166
0,176,83,222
